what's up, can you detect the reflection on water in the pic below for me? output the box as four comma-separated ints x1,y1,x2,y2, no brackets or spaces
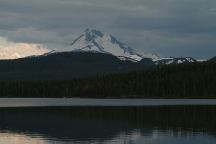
0,106,216,144
1,130,216,144
0,132,48,144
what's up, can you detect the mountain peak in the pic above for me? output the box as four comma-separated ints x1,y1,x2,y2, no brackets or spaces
84,28,103,35
83,28,104,42
70,29,158,61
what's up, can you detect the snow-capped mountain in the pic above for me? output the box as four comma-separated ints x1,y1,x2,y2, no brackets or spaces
154,57,196,65
70,29,158,61
0,43,50,60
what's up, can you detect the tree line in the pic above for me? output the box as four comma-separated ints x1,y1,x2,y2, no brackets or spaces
0,62,216,98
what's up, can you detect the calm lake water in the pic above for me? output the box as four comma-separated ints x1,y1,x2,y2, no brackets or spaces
0,106,216,144
0,98,216,107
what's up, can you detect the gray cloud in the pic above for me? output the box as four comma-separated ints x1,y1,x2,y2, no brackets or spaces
0,0,216,59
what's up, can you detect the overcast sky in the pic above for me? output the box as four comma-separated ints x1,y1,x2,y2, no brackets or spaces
0,0,216,59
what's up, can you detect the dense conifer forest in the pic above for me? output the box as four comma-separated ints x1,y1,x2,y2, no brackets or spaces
0,61,216,98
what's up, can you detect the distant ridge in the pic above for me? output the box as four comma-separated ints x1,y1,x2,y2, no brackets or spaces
209,56,216,62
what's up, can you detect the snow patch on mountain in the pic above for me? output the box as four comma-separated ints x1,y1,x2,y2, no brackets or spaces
154,57,196,65
0,37,50,60
70,29,158,61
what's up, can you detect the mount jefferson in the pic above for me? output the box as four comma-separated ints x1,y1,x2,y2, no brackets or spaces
69,29,159,62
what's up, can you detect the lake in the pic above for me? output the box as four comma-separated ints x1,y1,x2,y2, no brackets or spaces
0,105,216,144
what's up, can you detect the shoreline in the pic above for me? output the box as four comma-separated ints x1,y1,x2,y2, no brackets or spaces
0,98,216,107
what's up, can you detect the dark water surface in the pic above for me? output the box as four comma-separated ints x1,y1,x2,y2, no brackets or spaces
0,106,216,144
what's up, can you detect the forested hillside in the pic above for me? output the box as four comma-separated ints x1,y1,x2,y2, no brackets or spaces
0,61,216,98
0,52,154,80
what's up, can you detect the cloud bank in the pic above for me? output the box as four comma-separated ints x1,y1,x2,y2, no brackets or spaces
0,0,216,59
0,36,49,59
